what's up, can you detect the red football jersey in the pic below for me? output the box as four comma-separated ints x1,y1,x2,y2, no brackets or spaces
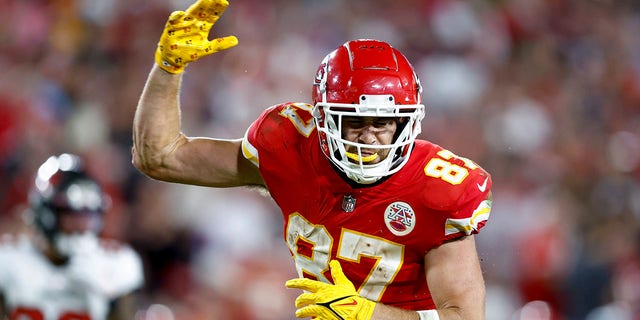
242,102,492,310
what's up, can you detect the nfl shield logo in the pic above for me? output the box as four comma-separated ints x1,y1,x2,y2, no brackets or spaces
342,194,357,213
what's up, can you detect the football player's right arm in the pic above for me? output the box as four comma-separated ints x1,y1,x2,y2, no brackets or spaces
132,0,264,188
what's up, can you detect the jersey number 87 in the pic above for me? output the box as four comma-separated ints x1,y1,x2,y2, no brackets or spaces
286,213,403,302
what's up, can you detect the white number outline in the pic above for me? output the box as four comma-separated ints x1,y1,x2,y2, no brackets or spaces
424,149,478,185
286,213,404,301
279,103,315,137
337,229,404,300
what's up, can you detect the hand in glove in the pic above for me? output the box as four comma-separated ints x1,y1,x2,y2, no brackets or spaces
285,260,376,320
155,0,238,74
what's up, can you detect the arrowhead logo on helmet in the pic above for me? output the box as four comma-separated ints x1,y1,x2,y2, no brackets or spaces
312,39,426,184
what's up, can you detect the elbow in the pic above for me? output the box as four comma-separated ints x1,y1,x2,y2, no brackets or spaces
131,132,186,181
131,146,147,173
131,145,166,180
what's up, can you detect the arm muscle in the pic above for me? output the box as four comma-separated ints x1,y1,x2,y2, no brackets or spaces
132,65,263,187
425,236,486,320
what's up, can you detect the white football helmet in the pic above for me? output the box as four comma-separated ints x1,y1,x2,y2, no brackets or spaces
312,39,425,184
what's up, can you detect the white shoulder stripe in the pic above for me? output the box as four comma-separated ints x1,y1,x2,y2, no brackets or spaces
444,199,492,236
241,130,260,167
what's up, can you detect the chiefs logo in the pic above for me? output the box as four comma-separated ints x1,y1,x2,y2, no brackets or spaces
314,63,327,86
384,202,415,236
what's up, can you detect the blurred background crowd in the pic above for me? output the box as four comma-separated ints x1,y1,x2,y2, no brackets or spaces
1,0,639,319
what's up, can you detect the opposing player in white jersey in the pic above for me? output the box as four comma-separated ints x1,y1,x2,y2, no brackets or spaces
0,153,144,320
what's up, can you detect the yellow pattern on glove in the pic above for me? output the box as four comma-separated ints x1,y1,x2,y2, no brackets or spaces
285,260,376,320
155,0,238,74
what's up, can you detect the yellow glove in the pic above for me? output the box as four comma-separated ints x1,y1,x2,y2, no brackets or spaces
155,0,238,74
285,260,376,320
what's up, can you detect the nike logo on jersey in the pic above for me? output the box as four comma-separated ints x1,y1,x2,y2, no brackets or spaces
477,177,489,192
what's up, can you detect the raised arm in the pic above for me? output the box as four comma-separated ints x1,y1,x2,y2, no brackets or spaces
132,0,263,187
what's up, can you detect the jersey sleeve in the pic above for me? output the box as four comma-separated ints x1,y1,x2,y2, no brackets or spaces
241,102,316,169
442,172,492,241
68,241,144,298
437,153,493,241
417,145,493,242
0,235,29,292
0,236,13,292
241,106,274,168
105,244,144,297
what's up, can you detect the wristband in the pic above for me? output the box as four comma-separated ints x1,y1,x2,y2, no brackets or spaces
417,310,440,320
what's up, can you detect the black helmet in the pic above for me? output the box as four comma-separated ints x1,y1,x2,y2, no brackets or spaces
29,153,108,241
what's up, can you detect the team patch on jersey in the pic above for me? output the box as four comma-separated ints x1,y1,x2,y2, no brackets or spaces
384,202,415,236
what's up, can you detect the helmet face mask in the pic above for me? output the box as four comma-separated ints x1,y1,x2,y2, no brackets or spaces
29,154,107,258
312,40,425,184
53,232,100,257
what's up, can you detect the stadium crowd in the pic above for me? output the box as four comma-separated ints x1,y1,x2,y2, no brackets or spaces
1,0,639,319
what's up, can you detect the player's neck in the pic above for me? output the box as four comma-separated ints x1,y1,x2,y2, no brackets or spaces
45,248,70,266
37,241,70,266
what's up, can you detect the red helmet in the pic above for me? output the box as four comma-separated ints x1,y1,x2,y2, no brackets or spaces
312,39,425,184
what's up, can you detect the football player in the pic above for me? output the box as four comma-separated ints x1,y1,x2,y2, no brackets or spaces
133,1,493,319
0,153,144,320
